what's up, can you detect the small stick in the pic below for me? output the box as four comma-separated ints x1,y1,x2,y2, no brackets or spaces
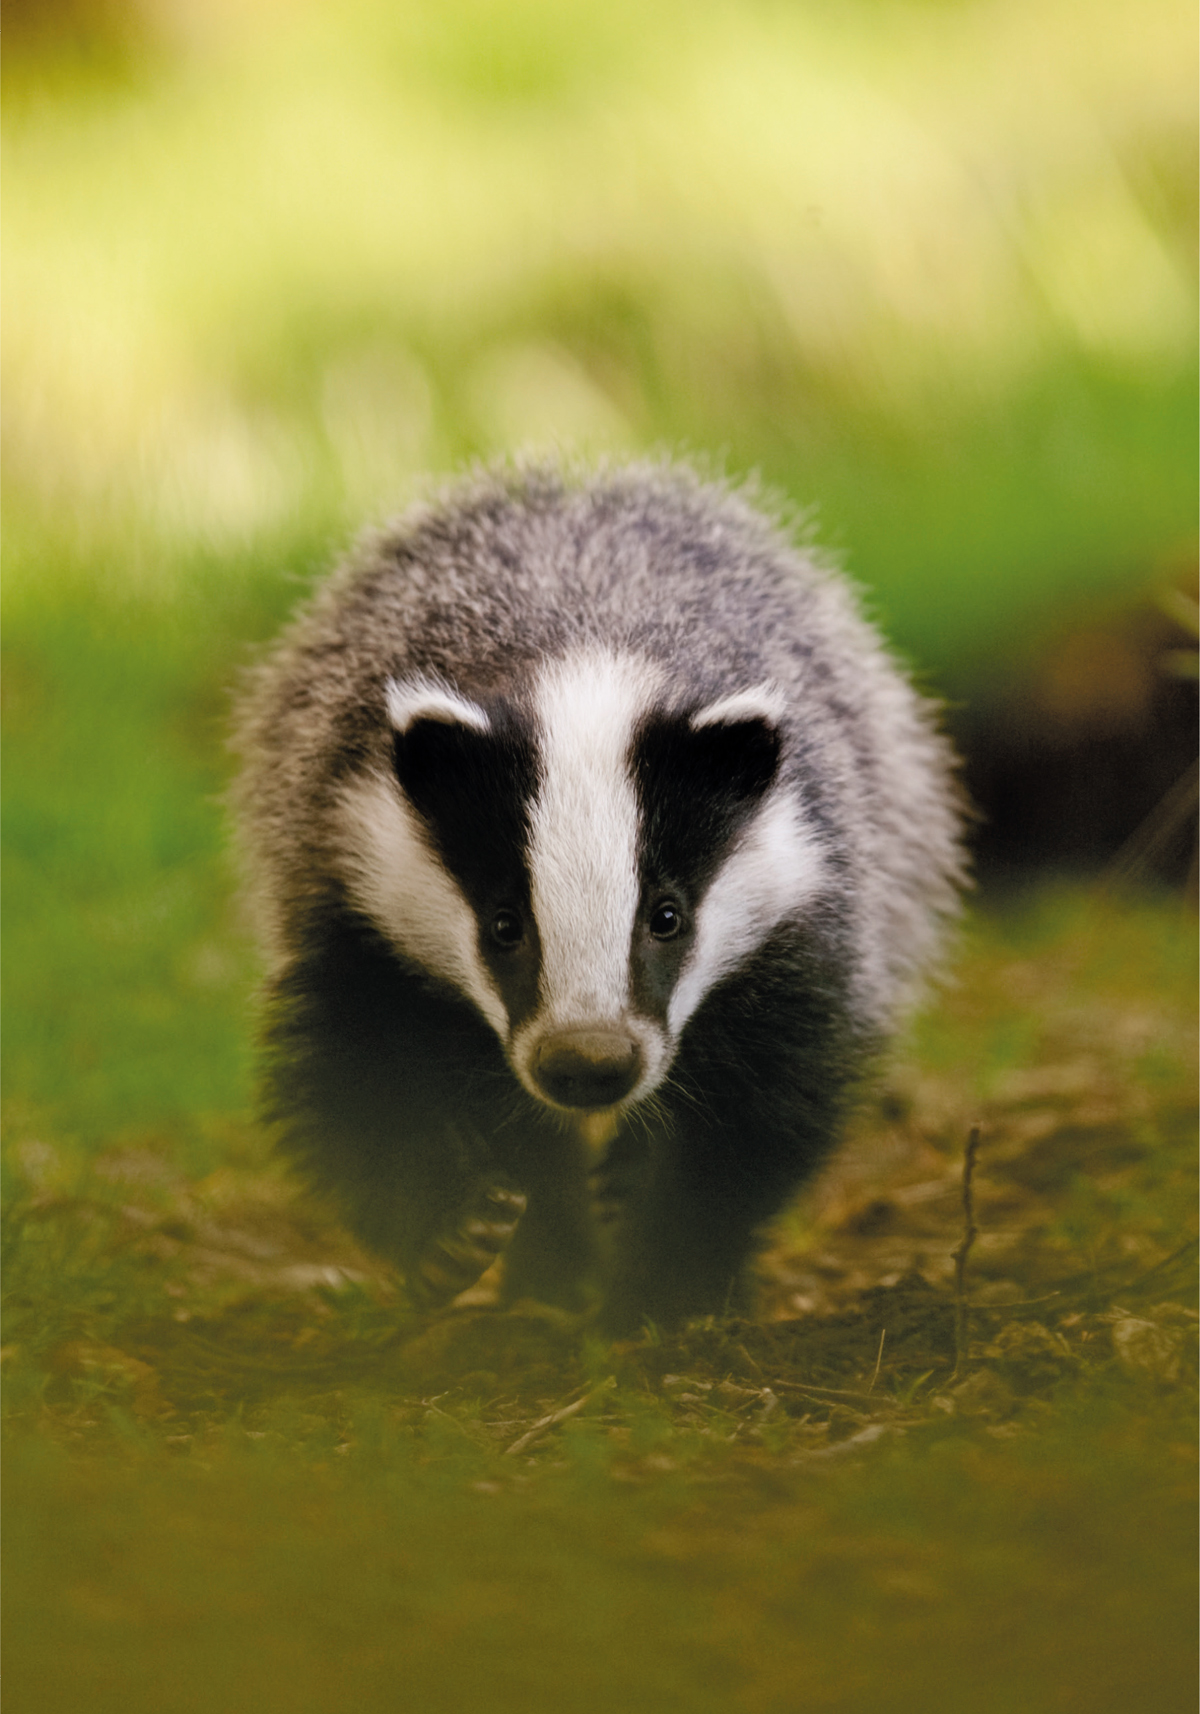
952,1124,981,1379
504,1376,617,1457
867,1328,886,1394
770,1380,896,1406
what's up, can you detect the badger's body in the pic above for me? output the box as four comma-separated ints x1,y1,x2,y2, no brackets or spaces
233,464,965,1331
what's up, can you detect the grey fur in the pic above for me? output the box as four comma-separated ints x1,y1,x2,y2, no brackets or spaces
231,459,967,1326
235,461,962,1017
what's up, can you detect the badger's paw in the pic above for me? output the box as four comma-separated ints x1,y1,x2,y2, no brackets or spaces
409,1182,528,1309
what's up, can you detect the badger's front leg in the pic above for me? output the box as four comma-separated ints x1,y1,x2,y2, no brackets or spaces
261,943,537,1309
597,1092,844,1334
410,1142,602,1313
408,1178,527,1307
598,1161,767,1334
496,1119,602,1311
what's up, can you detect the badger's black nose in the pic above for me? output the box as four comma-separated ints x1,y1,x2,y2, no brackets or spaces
533,1030,643,1110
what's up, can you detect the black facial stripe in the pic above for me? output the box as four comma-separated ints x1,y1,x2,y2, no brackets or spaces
392,710,542,1029
625,709,781,1028
631,711,781,899
392,715,536,896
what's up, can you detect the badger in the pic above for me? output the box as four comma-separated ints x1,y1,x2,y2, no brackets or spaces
232,462,965,1332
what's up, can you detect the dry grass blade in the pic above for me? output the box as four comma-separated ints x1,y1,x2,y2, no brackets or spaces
770,1380,901,1407
504,1377,617,1457
1097,759,1199,893
867,1328,887,1394
952,1125,981,1381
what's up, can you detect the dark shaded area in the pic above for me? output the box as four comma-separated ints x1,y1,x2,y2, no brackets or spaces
951,584,1198,887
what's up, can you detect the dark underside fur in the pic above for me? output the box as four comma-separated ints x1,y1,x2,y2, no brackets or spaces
260,899,864,1334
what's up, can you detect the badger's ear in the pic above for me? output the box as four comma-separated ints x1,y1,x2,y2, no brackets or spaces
388,676,494,819
385,675,491,736
689,685,787,733
686,685,783,801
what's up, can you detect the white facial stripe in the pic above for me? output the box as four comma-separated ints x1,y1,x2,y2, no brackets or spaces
527,651,659,1026
385,675,490,735
334,774,507,1037
668,792,827,1037
690,683,787,730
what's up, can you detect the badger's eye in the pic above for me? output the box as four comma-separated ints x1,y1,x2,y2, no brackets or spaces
648,901,684,941
490,908,524,949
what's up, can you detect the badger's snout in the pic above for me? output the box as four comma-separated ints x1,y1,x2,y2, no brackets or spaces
532,1029,643,1110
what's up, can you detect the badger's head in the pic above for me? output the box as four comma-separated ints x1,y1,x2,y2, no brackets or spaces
335,651,827,1114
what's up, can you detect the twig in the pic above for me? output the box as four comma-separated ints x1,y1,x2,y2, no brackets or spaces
770,1380,898,1406
504,1376,617,1457
867,1328,886,1394
952,1124,981,1380
971,1292,1062,1315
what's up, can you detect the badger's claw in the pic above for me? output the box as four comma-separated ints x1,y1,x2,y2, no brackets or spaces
410,1182,528,1308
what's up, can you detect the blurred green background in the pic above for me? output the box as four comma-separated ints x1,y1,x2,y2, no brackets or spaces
3,0,1197,1150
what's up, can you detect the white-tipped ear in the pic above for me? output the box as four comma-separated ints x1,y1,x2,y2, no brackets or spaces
689,684,787,731
385,675,491,735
